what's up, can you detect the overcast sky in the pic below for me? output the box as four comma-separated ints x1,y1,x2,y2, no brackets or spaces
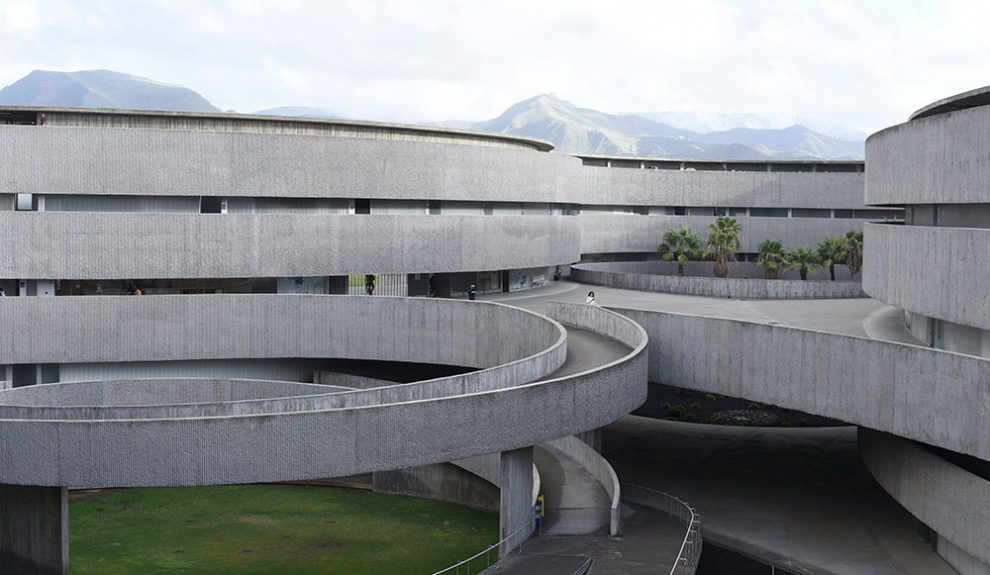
1,0,989,137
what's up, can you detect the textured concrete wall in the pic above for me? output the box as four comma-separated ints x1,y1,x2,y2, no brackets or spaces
0,213,581,278
0,484,67,575
582,166,865,209
860,429,990,571
0,124,870,210
578,214,866,254
573,263,865,300
865,223,990,332
0,378,337,407
0,295,560,368
610,307,990,462
866,103,990,205
372,463,500,512
546,435,622,536
0,300,644,487
0,125,580,202
578,260,860,281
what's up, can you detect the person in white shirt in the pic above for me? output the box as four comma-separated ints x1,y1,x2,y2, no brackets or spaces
586,291,598,306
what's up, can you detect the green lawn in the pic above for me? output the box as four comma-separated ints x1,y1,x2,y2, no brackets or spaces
70,484,498,575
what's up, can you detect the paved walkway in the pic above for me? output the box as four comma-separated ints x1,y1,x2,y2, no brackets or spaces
604,416,955,575
484,503,685,575
480,280,948,574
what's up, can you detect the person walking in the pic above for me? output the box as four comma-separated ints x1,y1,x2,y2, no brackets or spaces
586,291,598,306
428,275,438,298
467,284,477,301
365,274,376,295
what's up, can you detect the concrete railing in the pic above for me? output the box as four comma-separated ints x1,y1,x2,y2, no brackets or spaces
860,429,990,572
865,222,990,332
0,297,646,488
573,262,864,300
546,435,623,536
611,306,990,463
621,483,702,575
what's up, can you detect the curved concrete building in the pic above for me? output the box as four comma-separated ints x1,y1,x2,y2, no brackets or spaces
862,87,990,574
0,104,920,574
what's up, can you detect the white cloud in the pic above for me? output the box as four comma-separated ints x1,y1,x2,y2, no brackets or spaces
1,0,990,135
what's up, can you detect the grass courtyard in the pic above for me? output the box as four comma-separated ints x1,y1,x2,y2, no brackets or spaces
70,484,498,575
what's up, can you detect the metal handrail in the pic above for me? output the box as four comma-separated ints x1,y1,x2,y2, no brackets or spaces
430,522,531,575
620,483,703,575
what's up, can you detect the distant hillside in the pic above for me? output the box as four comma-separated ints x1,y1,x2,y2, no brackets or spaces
254,106,336,118
0,69,219,112
458,94,864,160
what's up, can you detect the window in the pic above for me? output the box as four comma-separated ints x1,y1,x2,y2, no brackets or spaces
792,209,830,218
15,193,34,211
750,208,788,218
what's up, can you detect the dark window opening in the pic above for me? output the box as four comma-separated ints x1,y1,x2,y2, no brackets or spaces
354,199,371,214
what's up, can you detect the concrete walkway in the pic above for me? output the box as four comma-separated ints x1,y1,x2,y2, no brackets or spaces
484,503,685,575
481,280,950,574
604,416,956,575
533,444,611,535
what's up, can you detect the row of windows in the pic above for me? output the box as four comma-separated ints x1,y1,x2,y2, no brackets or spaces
5,194,902,220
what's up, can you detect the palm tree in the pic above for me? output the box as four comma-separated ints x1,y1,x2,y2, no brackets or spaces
844,231,864,278
755,239,788,279
658,226,702,276
786,247,820,281
816,237,847,281
705,216,742,278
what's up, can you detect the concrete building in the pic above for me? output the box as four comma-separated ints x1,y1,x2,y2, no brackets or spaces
3,96,987,575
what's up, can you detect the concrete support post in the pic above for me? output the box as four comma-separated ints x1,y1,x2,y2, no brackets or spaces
499,447,534,558
0,485,68,575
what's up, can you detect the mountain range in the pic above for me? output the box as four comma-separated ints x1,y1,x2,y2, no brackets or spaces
0,70,863,160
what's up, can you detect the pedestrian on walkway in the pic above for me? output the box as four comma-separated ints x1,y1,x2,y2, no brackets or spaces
365,274,376,295
586,291,598,306
467,284,476,301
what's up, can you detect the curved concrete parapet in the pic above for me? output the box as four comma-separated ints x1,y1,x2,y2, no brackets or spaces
546,435,622,536
0,378,344,407
864,223,990,332
860,429,990,573
866,98,990,206
579,165,865,209
572,263,864,300
578,214,866,255
0,124,579,202
0,213,581,279
910,85,990,121
609,307,990,463
0,298,646,488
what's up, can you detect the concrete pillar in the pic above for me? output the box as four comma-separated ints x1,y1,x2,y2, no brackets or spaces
499,447,534,557
0,485,68,575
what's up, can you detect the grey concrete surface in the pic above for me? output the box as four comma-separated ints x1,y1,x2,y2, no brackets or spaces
1,106,555,151
533,444,612,536
544,436,622,536
0,484,67,575
487,503,685,575
604,417,957,575
580,260,863,282
867,98,990,205
865,222,990,332
613,305,990,462
372,462,500,513
0,213,581,278
860,429,990,571
0,299,646,488
573,262,865,300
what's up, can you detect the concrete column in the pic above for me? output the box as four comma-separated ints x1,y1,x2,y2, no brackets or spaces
0,485,68,575
499,447,534,557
